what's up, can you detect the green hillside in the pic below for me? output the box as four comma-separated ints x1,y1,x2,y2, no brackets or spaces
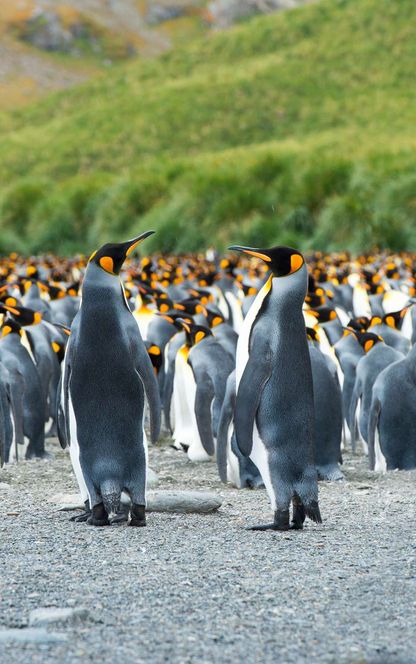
1,0,416,255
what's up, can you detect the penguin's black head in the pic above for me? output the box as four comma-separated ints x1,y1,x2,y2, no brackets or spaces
173,299,208,317
177,319,212,347
306,327,320,343
146,342,163,375
159,310,194,329
383,308,408,330
0,304,42,326
308,306,338,324
355,331,384,353
1,318,22,337
227,245,304,277
88,231,155,276
205,307,225,328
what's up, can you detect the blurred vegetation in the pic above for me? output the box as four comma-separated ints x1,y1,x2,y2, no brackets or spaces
0,0,416,254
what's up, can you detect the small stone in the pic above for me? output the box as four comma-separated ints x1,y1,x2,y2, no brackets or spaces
0,628,67,643
146,467,159,488
29,607,89,627
146,491,222,513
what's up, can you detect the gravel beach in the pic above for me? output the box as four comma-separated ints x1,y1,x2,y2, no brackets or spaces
1,438,415,664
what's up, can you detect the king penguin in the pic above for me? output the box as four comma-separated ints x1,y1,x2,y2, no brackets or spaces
58,232,161,527
228,244,322,531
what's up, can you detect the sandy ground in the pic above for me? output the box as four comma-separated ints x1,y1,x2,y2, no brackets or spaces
0,437,415,664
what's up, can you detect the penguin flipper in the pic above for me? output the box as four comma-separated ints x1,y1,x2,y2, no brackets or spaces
190,365,215,456
367,395,381,471
235,343,272,456
217,371,236,483
131,337,161,444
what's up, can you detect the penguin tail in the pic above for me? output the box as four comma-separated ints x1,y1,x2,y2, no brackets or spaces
100,479,121,519
304,500,323,524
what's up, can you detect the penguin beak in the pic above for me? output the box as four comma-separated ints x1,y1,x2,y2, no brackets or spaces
176,318,191,334
125,231,155,257
228,246,272,263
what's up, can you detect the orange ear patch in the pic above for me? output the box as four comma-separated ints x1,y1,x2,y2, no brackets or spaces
364,339,374,352
195,331,206,343
99,256,114,274
385,315,395,328
212,316,223,327
290,254,304,273
148,345,161,356
52,342,61,353
2,325,12,337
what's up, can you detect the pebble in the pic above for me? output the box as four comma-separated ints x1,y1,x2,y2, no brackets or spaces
29,607,90,626
0,628,67,644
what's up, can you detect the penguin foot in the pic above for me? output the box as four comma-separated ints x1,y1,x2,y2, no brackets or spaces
291,494,306,530
246,523,290,532
70,500,91,522
87,503,110,527
25,450,52,460
71,511,91,523
247,509,290,531
129,504,146,527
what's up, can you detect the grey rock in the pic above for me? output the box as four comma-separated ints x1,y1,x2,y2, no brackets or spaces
147,490,222,513
29,607,90,626
207,0,309,28
146,467,159,488
0,628,67,643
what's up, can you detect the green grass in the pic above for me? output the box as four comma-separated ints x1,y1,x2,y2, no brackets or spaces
1,0,416,254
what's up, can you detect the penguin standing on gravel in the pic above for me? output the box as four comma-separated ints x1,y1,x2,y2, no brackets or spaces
58,232,161,527
228,244,322,531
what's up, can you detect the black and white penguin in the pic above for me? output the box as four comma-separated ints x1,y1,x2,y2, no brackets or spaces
58,232,161,526
349,333,403,452
228,244,322,531
0,318,46,459
216,370,263,489
368,344,416,471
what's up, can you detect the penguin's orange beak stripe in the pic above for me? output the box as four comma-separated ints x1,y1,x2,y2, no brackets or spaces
126,240,143,256
242,250,271,262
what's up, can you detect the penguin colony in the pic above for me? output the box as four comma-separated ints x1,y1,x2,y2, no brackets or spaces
0,238,415,530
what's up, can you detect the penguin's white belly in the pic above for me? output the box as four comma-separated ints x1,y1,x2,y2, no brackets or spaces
68,390,90,503
227,423,240,488
401,309,413,340
374,429,387,473
353,285,371,318
382,290,409,314
134,311,154,340
7,414,17,464
225,291,243,334
250,424,275,510
172,353,209,461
